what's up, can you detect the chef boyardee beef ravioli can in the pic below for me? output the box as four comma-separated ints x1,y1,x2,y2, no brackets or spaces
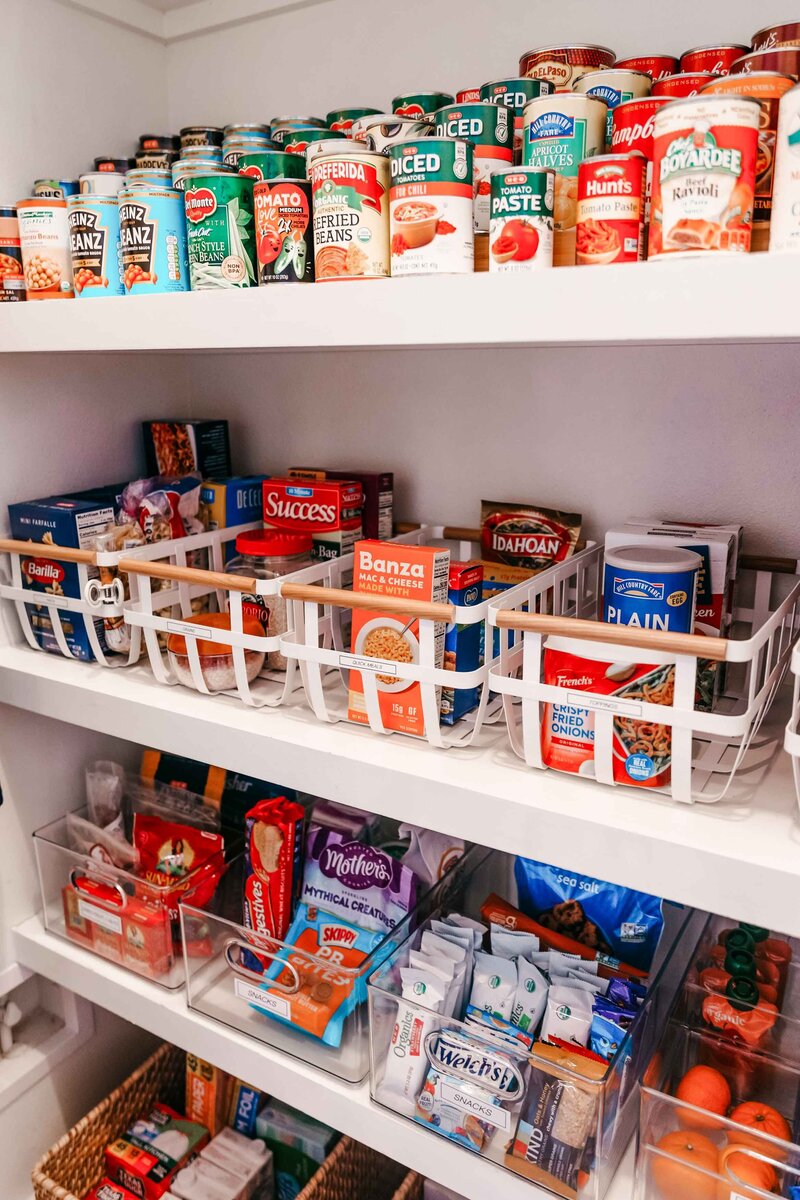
434,102,513,230
309,143,389,280
67,194,123,297
489,167,554,271
480,78,553,163
239,150,306,182
254,177,314,283
119,186,189,294
389,138,474,276
0,207,25,301
184,174,256,289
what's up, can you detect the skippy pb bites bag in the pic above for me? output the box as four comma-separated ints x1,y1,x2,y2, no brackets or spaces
480,500,582,599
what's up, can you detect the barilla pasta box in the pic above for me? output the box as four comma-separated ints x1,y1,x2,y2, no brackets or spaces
288,466,394,540
200,475,269,561
441,561,484,725
105,1103,209,1200
8,496,115,661
185,1054,232,1137
348,540,450,737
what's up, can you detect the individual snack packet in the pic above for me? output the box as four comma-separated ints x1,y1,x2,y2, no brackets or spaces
377,961,451,1118
243,796,304,942
85,760,126,831
540,985,593,1048
464,1006,534,1052
66,810,138,870
399,824,465,887
469,951,516,1021
589,1005,633,1062
445,914,488,943
512,958,550,1036
491,924,540,960
409,950,458,1016
421,931,469,1017
132,812,225,918
301,826,416,937
309,798,379,842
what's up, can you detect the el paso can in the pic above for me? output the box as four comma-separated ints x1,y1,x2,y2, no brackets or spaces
480,77,554,162
253,177,314,283
119,186,189,293
519,43,615,91
393,91,454,118
680,45,749,76
649,94,760,258
489,167,554,272
327,107,381,132
309,143,390,280
434,102,513,230
770,83,800,252
615,55,678,82
611,96,671,222
652,72,716,99
238,150,305,182
67,194,123,297
17,199,73,298
576,153,645,264
752,21,800,52
184,174,256,289
0,207,25,301
389,138,474,276
361,115,434,152
575,68,651,146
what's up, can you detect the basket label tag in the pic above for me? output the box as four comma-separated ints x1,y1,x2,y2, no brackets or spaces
439,1082,511,1130
234,977,290,1018
568,691,642,716
166,620,213,639
338,652,398,675
78,898,122,934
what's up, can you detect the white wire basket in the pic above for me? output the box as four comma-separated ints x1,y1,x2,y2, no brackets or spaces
784,642,800,814
488,542,800,804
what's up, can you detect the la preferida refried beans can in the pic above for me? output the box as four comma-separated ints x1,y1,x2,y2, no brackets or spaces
389,138,474,276
770,83,800,252
433,102,513,230
489,167,554,270
308,141,390,280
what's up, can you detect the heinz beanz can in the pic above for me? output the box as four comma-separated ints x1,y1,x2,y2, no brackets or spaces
17,199,73,298
489,166,554,271
254,177,314,283
389,138,474,276
770,83,800,252
480,78,554,162
238,150,305,182
119,186,189,294
393,91,454,118
67,194,123,297
0,207,25,301
575,68,652,146
184,173,256,289
434,102,513,230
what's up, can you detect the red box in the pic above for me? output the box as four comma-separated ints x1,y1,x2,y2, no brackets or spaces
243,796,305,942
262,477,362,534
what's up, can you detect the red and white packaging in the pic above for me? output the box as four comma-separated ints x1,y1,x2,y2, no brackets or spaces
611,97,671,226
262,477,363,534
576,153,646,264
456,88,482,103
84,1180,142,1200
243,796,305,942
680,45,749,76
614,55,678,81
652,72,716,98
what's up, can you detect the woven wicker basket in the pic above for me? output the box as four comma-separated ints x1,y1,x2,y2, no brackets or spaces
296,1135,421,1200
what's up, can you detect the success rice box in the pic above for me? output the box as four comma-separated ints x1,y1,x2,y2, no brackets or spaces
347,540,450,737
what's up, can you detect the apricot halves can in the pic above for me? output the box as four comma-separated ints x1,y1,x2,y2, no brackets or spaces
389,138,474,276
67,195,123,297
119,186,190,293
254,178,314,283
433,102,513,230
576,153,646,264
489,167,554,271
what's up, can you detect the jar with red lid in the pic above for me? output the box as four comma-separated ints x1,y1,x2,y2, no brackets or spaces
227,529,313,669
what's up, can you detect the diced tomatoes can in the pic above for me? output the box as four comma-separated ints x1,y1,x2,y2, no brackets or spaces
576,153,646,264
519,43,616,91
731,48,800,76
67,194,123,297
238,150,306,182
456,88,482,103
614,55,678,81
652,72,716,99
611,96,671,224
489,166,554,271
326,107,382,133
680,45,749,76
0,207,25,301
392,92,454,118
181,126,224,150
183,174,256,289
433,102,513,230
17,199,74,298
360,115,435,152
574,68,652,147
309,143,390,280
649,94,760,258
33,179,78,199
770,83,800,252
254,178,314,283
752,21,800,53
119,186,190,293
480,78,554,163
388,138,474,276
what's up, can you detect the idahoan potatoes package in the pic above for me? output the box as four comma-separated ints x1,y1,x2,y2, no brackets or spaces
480,501,582,599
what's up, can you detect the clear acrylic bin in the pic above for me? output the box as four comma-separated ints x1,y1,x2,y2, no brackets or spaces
180,840,479,1083
367,851,705,1200
33,808,228,988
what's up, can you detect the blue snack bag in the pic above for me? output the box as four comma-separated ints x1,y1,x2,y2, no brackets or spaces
514,857,664,973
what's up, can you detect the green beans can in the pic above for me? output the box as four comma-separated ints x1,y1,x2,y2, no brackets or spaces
238,150,306,182
184,173,256,290
489,167,555,272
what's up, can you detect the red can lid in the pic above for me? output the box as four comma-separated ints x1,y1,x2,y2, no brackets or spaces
235,529,313,557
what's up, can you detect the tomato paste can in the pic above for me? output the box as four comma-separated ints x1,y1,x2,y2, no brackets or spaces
126,168,173,189
67,194,123,297
523,92,608,264
238,150,306,182
136,151,178,171
223,138,280,168
80,172,126,195
388,138,474,276
731,48,800,76
183,174,256,289
253,177,314,283
361,115,434,152
172,161,231,192
652,72,716,98
575,68,652,146
489,166,554,271
309,143,390,280
433,102,513,230
615,55,678,81
456,88,482,103
519,43,616,91
703,72,796,249
33,179,78,199
181,126,224,150
94,156,135,173
752,21,800,52
224,123,272,141
576,153,645,264
17,199,73,298
326,107,381,133
392,91,454,118
283,127,346,156
119,186,189,294
680,45,749,76
649,94,760,258
769,83,800,251
611,96,671,224
480,77,554,163
0,207,25,301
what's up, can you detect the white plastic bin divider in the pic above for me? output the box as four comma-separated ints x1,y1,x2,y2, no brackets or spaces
488,543,800,804
784,642,800,819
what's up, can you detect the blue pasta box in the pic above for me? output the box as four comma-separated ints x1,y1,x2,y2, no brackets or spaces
8,496,115,661
201,475,269,561
440,560,484,725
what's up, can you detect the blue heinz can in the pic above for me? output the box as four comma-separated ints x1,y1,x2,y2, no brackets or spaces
118,186,189,294
603,545,701,633
125,168,172,189
67,195,123,297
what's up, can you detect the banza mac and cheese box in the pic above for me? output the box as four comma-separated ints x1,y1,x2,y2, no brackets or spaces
348,540,450,737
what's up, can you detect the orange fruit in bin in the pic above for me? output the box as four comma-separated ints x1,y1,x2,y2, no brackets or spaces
651,1130,720,1200
717,1145,778,1199
728,1101,791,1159
676,1065,732,1131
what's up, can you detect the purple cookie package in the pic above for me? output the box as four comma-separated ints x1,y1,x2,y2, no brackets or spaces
301,826,417,937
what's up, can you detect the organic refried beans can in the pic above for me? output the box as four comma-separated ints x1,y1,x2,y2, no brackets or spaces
480,78,554,163
769,83,800,252
615,55,678,82
388,138,474,276
184,174,256,289
16,199,73,298
253,177,314,283
576,153,646,264
519,43,616,91
652,73,716,99
0,207,25,301
67,194,123,297
611,96,671,224
680,45,749,76
309,143,390,280
433,102,513,230
649,94,760,258
119,186,190,294
392,92,454,118
489,167,554,271
752,21,800,52
574,68,652,147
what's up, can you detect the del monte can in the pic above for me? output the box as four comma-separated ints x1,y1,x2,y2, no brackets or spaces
238,150,305,182
434,102,513,230
184,173,256,288
489,166,554,271
389,138,474,276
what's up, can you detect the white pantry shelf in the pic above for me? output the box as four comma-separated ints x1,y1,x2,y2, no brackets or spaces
2,254,800,353
14,913,634,1200
2,645,800,933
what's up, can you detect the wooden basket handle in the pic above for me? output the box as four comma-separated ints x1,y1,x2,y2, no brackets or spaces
282,582,455,622
118,558,259,592
0,537,96,565
739,553,798,574
493,611,730,661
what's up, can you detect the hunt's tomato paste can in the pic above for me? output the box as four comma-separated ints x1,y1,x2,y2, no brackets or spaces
389,138,474,276
611,96,671,223
519,43,616,91
574,68,652,146
680,45,749,76
649,94,760,257
456,88,482,103
752,21,800,52
309,142,390,280
652,73,716,98
392,91,454,118
254,178,314,283
576,153,646,264
480,77,553,163
615,55,678,81
489,167,554,271
433,102,513,230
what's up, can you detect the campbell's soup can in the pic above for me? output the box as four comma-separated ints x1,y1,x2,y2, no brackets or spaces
456,88,482,103
67,194,123,297
611,96,671,223
732,48,800,77
575,68,651,147
576,153,645,264
0,207,25,301
433,102,513,230
180,126,224,150
770,83,800,251
17,199,74,298
523,92,607,264
649,94,760,258
120,186,190,293
33,179,78,199
80,172,126,195
489,166,554,271
389,138,474,276
253,177,314,283
361,115,434,152
284,127,346,156
752,21,800,52
326,107,381,133
652,72,716,98
309,144,390,280
703,72,796,250
392,91,454,118
480,77,553,163
519,43,616,91
615,55,678,82
680,45,749,76
238,150,305,182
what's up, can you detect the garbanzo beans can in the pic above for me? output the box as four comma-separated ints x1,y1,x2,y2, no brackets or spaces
574,68,652,147
433,102,513,230
680,45,749,76
480,78,553,163
393,92,454,118
614,55,678,81
519,43,616,91
652,73,716,99
254,178,314,283
309,142,390,280
489,167,554,271
576,153,646,264
389,138,474,276
67,194,123,297
17,199,73,298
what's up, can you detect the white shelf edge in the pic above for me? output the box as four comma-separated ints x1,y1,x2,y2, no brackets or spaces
14,913,633,1200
